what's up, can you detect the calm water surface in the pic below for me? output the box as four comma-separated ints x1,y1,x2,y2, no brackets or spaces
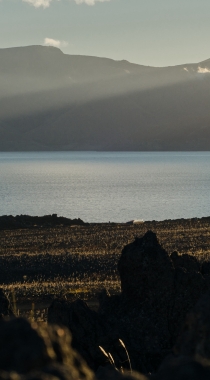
0,152,209,223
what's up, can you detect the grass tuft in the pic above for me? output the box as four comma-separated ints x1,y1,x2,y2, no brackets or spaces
119,339,132,374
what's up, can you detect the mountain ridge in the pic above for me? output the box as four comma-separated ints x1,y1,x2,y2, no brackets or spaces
0,45,210,151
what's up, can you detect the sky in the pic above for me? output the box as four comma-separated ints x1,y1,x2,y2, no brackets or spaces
0,0,210,67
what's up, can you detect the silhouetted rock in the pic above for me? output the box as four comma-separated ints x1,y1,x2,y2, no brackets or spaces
48,231,210,374
116,233,172,366
48,298,121,371
168,267,207,344
118,231,174,310
170,251,200,272
96,366,149,380
0,215,86,230
154,360,210,380
201,260,210,275
98,289,121,318
174,293,210,364
154,292,210,378
0,317,94,380
0,289,14,319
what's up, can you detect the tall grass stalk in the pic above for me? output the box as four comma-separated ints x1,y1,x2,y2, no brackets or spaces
119,339,132,373
99,346,118,371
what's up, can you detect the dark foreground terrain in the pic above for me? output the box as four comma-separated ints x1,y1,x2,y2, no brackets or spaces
0,215,210,318
1,216,210,379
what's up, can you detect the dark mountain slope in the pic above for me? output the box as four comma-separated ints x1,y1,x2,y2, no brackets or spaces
0,45,210,151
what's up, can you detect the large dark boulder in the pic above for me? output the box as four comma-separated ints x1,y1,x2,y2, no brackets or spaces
96,366,149,380
0,317,94,380
154,360,210,380
168,267,207,344
170,251,200,272
48,298,121,371
116,232,174,371
118,231,174,312
153,293,210,379
174,293,210,363
48,231,210,375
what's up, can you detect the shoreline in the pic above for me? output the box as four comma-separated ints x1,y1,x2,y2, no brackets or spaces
0,213,210,230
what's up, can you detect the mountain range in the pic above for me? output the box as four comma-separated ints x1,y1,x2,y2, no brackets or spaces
0,45,210,151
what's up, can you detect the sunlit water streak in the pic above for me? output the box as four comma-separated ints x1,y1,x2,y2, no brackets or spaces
0,151,209,223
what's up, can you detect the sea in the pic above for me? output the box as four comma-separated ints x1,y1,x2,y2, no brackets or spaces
0,151,209,223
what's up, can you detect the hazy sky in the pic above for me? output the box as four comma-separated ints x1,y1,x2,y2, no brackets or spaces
1,0,210,67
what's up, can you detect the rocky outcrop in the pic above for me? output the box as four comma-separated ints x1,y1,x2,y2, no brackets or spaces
170,251,200,272
0,289,14,319
153,293,210,379
118,231,174,310
174,293,210,364
0,317,94,380
169,267,207,343
48,231,210,374
1,312,210,380
96,366,149,380
48,298,124,371
154,360,210,380
118,231,209,349
0,316,146,380
0,214,86,230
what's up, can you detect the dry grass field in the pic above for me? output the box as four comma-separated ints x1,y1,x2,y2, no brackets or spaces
0,217,210,320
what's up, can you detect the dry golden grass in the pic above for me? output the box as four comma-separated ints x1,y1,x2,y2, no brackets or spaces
0,218,210,316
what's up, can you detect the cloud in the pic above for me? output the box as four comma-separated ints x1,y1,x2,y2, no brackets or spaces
44,38,68,48
74,0,110,5
22,0,53,8
23,0,111,7
197,66,210,74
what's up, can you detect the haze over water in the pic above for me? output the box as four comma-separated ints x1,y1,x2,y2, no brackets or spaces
0,152,209,223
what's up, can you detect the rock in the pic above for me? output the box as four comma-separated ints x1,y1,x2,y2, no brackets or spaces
117,231,174,370
174,293,210,365
203,274,210,289
170,251,200,272
154,360,210,380
28,363,93,380
47,231,210,375
0,317,94,380
201,261,210,275
155,353,210,379
0,289,14,319
0,215,86,230
118,231,174,312
0,372,21,380
48,298,120,371
96,366,149,380
157,353,194,371
168,267,207,344
98,289,121,318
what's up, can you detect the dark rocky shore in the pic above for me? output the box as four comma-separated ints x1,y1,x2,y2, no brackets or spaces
0,214,86,230
1,220,210,379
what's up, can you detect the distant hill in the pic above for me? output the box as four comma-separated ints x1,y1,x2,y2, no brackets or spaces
0,45,210,151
